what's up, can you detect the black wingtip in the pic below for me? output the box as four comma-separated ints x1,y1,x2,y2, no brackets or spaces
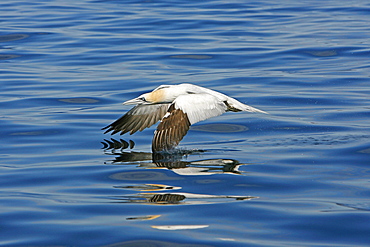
101,125,109,131
102,125,116,135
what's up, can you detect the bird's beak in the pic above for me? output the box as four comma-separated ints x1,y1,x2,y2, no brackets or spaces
122,97,144,105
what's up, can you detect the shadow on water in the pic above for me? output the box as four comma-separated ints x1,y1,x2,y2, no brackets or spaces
101,138,258,205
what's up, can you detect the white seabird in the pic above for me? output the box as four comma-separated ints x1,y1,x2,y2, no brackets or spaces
102,83,267,152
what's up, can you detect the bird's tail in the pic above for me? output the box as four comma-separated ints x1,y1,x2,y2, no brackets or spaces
243,105,268,114
228,97,268,114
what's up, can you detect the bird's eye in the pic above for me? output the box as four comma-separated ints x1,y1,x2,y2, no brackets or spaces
139,97,147,102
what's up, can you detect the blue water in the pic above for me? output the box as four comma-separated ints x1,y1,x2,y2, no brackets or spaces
1,0,370,246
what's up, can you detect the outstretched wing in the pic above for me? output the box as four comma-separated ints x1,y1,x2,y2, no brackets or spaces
152,94,227,152
102,104,170,135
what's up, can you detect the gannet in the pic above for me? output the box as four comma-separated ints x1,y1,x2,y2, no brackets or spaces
102,83,267,152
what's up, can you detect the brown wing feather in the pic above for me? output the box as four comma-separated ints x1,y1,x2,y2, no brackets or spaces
152,104,191,152
102,104,170,135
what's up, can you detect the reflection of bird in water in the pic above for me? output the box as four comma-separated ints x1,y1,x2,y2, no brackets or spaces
102,83,267,152
113,191,257,205
102,139,245,175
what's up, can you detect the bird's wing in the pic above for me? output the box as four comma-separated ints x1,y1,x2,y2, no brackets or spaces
102,103,170,135
152,94,227,152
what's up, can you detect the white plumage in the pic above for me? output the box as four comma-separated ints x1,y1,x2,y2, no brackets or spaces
103,83,266,152
174,94,227,125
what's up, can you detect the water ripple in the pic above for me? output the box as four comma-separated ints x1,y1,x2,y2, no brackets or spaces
1,0,370,246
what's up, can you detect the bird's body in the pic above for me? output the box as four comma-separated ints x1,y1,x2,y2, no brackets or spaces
103,83,266,152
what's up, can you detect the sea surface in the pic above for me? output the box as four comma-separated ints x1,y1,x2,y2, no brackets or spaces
1,0,370,246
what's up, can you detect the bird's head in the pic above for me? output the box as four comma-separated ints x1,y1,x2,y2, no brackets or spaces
122,93,150,105
122,89,168,105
